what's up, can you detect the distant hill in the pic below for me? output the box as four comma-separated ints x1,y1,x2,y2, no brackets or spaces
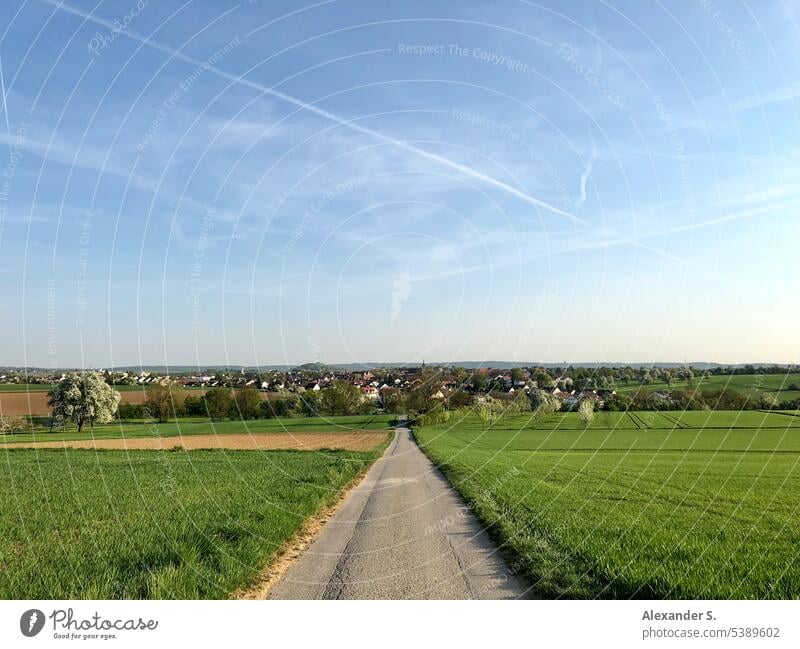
3,361,797,372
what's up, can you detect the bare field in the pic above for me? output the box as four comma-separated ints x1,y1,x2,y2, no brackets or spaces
0,430,388,452
0,390,147,415
0,388,277,415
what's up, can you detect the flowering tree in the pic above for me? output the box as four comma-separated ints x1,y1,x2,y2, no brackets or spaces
578,398,595,426
47,372,120,432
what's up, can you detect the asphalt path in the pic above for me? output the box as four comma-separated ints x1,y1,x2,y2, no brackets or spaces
269,420,528,599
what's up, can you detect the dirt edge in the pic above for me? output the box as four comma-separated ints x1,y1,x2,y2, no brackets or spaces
233,430,393,600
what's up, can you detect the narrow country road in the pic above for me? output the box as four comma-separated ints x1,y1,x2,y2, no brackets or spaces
268,419,528,599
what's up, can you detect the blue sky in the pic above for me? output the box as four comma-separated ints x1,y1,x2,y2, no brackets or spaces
1,0,798,368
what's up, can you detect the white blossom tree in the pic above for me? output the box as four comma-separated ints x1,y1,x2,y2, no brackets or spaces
578,398,595,426
47,372,120,432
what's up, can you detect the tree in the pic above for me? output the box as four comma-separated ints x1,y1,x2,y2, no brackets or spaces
117,403,145,420
261,396,296,418
183,395,207,417
405,369,443,414
509,389,532,413
446,389,473,409
533,370,554,388
578,398,595,425
531,389,560,416
47,372,120,432
0,415,27,435
759,392,780,410
144,381,185,423
470,372,489,392
380,388,405,414
204,388,234,420
297,390,321,416
320,380,362,416
231,387,262,420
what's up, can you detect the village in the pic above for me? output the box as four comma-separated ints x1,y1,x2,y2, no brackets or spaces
0,363,628,411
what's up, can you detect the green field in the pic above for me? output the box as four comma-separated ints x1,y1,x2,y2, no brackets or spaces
438,410,800,432
615,373,800,401
415,412,800,598
0,383,55,392
0,445,384,598
1,414,396,445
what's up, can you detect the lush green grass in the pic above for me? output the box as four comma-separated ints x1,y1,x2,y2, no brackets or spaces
615,373,800,401
0,383,55,392
439,410,800,432
0,445,384,598
416,414,800,598
2,414,396,445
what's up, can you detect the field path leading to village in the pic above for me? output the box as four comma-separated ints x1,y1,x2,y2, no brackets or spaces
268,418,527,599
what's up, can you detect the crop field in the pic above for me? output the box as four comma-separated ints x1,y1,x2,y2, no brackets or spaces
615,373,800,401
0,445,385,598
0,389,149,416
415,411,800,598
0,383,55,391
0,414,396,445
438,409,800,432
3,431,389,452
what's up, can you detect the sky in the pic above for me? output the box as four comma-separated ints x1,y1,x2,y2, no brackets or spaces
0,0,798,368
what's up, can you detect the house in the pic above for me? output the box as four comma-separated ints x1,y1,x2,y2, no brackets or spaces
562,394,580,409
360,386,378,400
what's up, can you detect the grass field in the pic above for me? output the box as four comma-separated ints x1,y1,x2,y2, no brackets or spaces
415,411,800,598
0,445,385,598
615,373,800,401
0,383,55,392
1,414,396,445
439,410,800,432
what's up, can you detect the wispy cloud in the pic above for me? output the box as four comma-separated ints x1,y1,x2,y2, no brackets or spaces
575,139,597,210
44,0,583,224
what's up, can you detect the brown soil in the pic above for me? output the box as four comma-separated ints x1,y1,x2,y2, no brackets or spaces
0,388,277,416
0,392,50,416
0,431,388,452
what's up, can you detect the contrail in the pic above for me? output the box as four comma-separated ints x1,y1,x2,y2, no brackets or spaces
44,0,583,224
0,49,10,134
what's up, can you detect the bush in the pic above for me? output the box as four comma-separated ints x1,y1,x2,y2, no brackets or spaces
144,382,185,423
604,393,633,411
260,396,297,418
758,392,780,410
667,389,704,411
231,387,262,420
700,387,748,410
446,390,473,410
183,395,207,417
117,403,145,420
297,391,321,416
0,416,28,434
204,388,234,421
